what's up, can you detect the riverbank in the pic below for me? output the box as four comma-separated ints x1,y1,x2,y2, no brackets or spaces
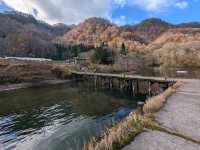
83,80,200,150
0,59,73,84
122,80,200,150
0,80,70,92
83,82,181,150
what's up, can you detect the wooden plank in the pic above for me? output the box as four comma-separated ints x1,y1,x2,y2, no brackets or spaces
71,71,176,83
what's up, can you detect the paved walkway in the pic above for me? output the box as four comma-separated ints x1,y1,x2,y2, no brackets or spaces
122,80,200,150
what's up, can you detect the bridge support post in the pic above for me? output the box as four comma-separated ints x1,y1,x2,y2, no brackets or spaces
109,78,113,90
132,80,135,95
148,81,151,96
94,75,97,89
119,79,123,91
136,80,139,93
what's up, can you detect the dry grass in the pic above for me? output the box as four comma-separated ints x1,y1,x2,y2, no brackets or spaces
84,111,199,150
0,59,72,83
51,64,72,79
87,64,112,73
84,113,144,150
172,80,183,89
111,64,124,73
143,87,175,114
84,81,183,150
86,64,127,74
143,81,182,115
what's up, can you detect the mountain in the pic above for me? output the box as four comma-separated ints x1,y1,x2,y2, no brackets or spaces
60,18,174,50
177,22,200,28
4,11,71,36
59,17,147,52
59,17,200,68
1,11,200,67
60,17,200,48
0,11,71,57
124,18,174,43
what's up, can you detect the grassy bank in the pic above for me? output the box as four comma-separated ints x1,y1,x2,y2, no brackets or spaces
84,81,183,150
143,81,182,117
0,59,72,84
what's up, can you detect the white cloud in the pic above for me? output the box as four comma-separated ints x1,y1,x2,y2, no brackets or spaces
2,0,113,24
1,0,190,25
113,15,127,25
113,0,127,7
133,20,139,25
116,0,189,11
131,0,172,11
175,1,188,9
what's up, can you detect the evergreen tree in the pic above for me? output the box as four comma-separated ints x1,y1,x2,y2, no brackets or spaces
120,43,128,55
92,45,114,64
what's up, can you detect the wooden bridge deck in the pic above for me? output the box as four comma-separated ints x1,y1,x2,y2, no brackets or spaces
71,71,177,83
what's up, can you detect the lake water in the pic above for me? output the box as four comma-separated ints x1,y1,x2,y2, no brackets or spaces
0,82,146,150
136,67,200,79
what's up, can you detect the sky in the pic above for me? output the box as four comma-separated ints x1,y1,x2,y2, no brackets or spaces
0,0,199,25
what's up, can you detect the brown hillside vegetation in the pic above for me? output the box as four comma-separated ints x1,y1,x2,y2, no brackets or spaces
146,28,200,68
59,18,146,52
0,59,71,84
0,11,71,57
124,18,173,42
59,17,200,68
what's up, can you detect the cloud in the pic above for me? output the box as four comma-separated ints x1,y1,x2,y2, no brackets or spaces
131,0,172,11
113,15,127,25
2,0,113,24
113,0,127,7
1,0,191,25
116,0,189,11
175,1,188,9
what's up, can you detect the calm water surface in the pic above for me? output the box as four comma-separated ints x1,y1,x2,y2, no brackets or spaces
136,67,200,79
0,82,146,150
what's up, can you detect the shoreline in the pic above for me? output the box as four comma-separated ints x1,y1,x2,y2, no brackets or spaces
84,82,183,150
0,80,71,92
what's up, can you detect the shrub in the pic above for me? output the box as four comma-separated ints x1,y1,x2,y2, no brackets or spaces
51,67,71,79
111,64,123,73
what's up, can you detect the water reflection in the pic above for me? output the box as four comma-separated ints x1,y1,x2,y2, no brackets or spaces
136,67,200,79
0,82,146,150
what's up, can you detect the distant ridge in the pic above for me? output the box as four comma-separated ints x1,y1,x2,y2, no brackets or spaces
1,11,200,61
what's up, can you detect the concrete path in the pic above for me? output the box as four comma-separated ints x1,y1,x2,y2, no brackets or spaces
122,80,200,150
155,80,200,140
123,131,200,150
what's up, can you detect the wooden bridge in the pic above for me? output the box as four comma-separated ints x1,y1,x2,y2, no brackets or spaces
71,71,176,95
